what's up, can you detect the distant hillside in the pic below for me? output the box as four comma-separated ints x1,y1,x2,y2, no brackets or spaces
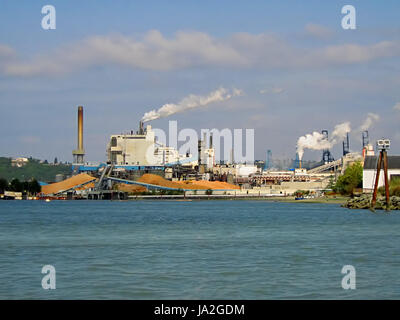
0,157,72,183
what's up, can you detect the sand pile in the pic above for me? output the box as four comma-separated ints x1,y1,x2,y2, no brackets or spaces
138,174,239,190
138,174,205,189
75,182,95,191
185,180,240,190
41,173,96,195
116,183,147,193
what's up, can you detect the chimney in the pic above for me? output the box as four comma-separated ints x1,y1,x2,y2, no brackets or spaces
198,139,202,165
139,121,144,135
78,106,83,151
72,106,85,164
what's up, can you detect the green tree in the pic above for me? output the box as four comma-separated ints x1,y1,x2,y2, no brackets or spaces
334,162,363,195
378,177,400,197
28,179,41,195
9,178,23,192
327,175,336,190
0,178,8,193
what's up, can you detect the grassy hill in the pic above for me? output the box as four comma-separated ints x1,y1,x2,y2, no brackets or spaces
0,157,72,183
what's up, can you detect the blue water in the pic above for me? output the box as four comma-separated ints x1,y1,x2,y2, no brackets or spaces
0,200,399,299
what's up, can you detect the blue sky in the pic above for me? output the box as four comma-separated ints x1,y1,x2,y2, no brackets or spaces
1,1,399,162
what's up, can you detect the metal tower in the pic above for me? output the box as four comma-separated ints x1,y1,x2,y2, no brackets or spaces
343,132,350,156
362,131,369,148
264,150,272,170
321,130,334,163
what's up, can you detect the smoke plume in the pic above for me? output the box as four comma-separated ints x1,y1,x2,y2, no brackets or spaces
358,112,379,132
142,87,243,122
297,122,351,160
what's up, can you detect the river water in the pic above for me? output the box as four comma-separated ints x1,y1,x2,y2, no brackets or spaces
0,200,399,299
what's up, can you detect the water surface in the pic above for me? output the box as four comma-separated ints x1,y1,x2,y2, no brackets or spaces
0,200,399,299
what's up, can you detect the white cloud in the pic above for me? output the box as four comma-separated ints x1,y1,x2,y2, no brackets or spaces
393,102,400,111
0,44,15,58
2,30,400,77
304,23,334,39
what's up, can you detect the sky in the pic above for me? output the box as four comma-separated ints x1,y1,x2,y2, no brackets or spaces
0,0,399,163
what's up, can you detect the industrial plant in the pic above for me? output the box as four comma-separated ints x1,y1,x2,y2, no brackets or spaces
35,105,399,203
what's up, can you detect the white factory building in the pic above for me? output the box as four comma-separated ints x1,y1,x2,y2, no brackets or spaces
363,155,400,191
107,123,196,166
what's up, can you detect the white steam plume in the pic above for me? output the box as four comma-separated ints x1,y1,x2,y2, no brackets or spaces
358,112,379,132
142,87,243,122
297,122,351,160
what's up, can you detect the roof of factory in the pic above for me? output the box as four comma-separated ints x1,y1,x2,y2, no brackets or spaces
363,156,400,170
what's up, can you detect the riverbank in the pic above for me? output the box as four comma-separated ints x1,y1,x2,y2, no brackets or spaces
343,194,400,210
124,194,349,204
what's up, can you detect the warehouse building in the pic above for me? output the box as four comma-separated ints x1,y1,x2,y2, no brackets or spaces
363,155,400,191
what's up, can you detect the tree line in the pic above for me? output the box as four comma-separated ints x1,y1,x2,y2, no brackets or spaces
0,177,41,195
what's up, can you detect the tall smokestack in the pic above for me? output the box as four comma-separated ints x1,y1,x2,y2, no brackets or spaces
78,106,83,150
139,120,144,135
72,106,85,164
198,139,202,165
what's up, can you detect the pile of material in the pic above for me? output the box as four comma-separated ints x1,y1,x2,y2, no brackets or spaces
184,180,240,190
343,194,400,210
138,174,207,190
116,183,147,193
137,174,239,190
41,173,96,195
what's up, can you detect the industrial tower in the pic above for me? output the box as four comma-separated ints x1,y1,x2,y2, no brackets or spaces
72,106,85,164
342,132,350,156
321,130,334,163
264,150,272,170
362,131,369,148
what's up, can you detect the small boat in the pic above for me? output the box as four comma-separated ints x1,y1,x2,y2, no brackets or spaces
295,197,305,200
45,199,51,202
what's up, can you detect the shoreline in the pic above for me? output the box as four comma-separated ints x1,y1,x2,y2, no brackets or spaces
1,195,349,204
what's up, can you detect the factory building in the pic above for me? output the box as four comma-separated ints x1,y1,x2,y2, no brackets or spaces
107,121,196,167
363,155,400,191
107,122,157,165
198,133,215,170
